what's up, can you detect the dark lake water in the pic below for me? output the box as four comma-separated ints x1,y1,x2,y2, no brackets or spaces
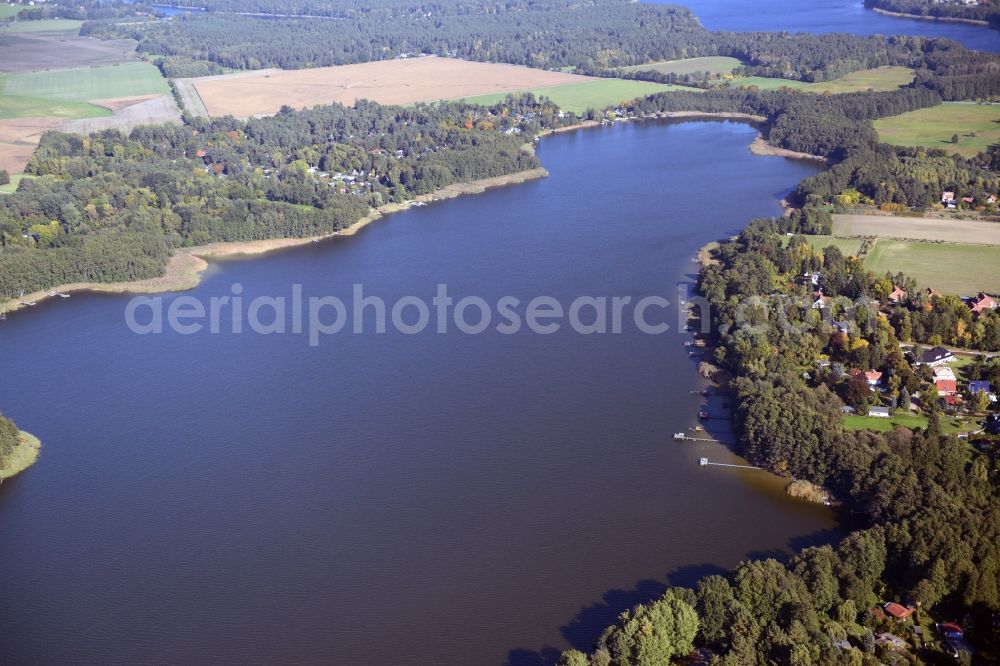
666,0,999,52
0,120,839,665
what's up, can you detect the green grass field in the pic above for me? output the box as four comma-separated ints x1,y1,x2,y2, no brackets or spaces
782,235,865,257
873,102,1000,158
618,56,743,77
0,174,28,194
458,79,699,114
844,413,975,434
2,18,82,32
0,93,111,119
0,3,22,18
717,67,914,94
2,62,170,103
864,239,1000,295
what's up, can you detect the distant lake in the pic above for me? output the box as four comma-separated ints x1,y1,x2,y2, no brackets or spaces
0,120,840,665
664,0,999,53
151,4,206,17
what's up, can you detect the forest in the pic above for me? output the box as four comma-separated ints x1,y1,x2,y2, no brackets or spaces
0,411,21,470
0,96,567,298
560,214,1000,665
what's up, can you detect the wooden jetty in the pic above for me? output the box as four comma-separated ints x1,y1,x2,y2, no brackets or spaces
699,458,763,470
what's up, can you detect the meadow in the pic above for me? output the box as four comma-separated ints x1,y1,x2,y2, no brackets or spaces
863,239,1000,295
844,413,976,434
0,3,21,18
780,234,865,256
2,18,82,32
459,79,695,114
2,62,170,103
617,56,742,77
873,102,1000,158
717,66,914,94
833,214,1000,246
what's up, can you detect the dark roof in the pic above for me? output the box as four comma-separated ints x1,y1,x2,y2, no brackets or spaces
920,346,953,363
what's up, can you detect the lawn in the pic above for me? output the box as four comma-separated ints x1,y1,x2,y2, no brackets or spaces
0,3,21,18
3,18,82,32
717,76,811,91
2,62,170,103
781,234,865,256
618,56,743,77
873,102,1000,158
844,413,977,434
459,79,698,114
863,239,1000,295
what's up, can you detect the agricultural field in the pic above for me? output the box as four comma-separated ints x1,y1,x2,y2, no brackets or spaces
186,56,595,118
833,214,1000,246
0,61,177,174
863,239,1000,295
0,33,137,73
0,3,21,18
2,62,170,103
458,79,694,115
873,102,1000,158
2,18,82,32
617,56,742,77
718,66,914,94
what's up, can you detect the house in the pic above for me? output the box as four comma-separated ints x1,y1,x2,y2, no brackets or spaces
918,346,954,366
943,394,963,407
812,290,829,310
842,406,856,414
970,380,991,395
969,292,997,316
802,271,821,287
883,602,913,620
865,370,883,387
888,285,906,304
961,197,974,204
941,191,955,203
987,194,997,205
869,406,890,418
934,366,958,395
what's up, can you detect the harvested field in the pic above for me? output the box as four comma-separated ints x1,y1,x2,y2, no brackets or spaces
0,32,136,73
60,94,181,134
833,214,1000,246
2,18,82,33
458,79,694,114
186,56,594,118
0,116,61,172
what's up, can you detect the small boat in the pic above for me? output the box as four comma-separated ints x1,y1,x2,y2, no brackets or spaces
698,411,710,420
673,432,685,441
699,457,709,466
693,426,703,432
58,293,70,298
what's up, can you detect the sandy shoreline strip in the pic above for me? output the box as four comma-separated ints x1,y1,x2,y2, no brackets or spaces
869,7,990,26
749,135,827,162
0,167,549,314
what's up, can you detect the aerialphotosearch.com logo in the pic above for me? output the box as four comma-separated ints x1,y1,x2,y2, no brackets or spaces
124,283,682,346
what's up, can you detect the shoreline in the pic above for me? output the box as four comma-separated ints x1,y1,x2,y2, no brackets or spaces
0,167,548,315
869,6,991,27
749,135,827,162
0,113,801,317
0,431,40,481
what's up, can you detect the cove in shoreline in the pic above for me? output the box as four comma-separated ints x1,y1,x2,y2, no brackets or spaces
0,431,41,481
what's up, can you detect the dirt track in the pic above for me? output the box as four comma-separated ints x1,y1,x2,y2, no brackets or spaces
186,56,592,118
61,94,182,134
833,213,1000,246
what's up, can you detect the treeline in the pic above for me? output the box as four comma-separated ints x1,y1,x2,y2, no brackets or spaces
563,216,1000,665
0,411,21,469
865,0,1000,26
0,97,567,298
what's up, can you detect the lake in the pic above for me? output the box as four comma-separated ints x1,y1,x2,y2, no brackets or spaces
0,120,839,665
665,0,999,53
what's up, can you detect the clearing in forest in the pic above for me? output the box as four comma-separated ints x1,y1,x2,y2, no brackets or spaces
873,102,1000,158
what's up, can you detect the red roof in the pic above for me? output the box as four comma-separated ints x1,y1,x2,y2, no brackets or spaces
865,370,883,383
940,622,963,635
970,292,997,315
889,286,906,303
884,602,912,619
